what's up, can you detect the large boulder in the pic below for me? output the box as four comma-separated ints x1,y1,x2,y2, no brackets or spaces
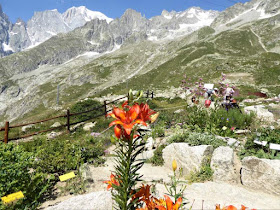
244,105,274,122
241,156,280,195
162,143,213,175
211,146,240,184
46,191,112,210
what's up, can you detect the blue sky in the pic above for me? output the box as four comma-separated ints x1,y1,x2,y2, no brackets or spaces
1,0,251,23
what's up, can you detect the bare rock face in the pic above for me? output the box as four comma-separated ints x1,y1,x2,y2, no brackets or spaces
241,156,280,195
0,4,12,57
211,146,240,184
162,143,213,175
9,18,31,52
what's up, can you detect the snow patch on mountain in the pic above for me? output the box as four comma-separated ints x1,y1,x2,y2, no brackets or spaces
2,43,14,52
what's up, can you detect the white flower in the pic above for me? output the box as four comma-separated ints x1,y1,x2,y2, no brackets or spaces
222,126,227,131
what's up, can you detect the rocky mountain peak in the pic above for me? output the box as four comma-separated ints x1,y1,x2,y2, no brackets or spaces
211,0,280,29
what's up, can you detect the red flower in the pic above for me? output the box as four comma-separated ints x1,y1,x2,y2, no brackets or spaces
108,103,147,140
103,173,120,190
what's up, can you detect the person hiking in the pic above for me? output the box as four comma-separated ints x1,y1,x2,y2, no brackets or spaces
204,88,219,101
223,85,235,105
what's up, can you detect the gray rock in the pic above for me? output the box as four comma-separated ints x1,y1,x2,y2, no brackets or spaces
162,143,213,175
47,131,58,139
51,122,61,128
79,163,94,183
241,156,280,195
22,124,35,132
46,191,112,210
244,105,274,122
211,146,239,183
83,122,96,131
142,150,155,160
145,137,154,150
235,129,251,134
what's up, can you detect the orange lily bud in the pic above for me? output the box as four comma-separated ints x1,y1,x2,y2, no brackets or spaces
172,159,177,171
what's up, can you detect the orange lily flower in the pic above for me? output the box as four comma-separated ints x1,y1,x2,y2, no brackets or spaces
156,195,182,210
216,204,250,210
224,205,237,210
103,173,120,190
138,103,157,122
108,103,147,139
133,185,157,210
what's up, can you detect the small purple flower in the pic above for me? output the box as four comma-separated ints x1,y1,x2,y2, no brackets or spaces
226,118,229,121
91,132,101,137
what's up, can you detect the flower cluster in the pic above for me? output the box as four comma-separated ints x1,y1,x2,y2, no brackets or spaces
108,102,157,140
181,76,205,98
132,185,182,210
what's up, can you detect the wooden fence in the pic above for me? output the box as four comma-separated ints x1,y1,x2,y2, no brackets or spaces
0,95,128,143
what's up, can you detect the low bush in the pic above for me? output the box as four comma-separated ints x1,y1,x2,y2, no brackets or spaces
169,131,226,149
239,128,280,160
70,99,103,122
21,136,105,175
0,143,54,209
150,145,166,166
185,106,255,135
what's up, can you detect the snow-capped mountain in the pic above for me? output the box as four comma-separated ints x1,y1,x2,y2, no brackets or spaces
148,7,219,40
63,6,113,29
0,6,113,55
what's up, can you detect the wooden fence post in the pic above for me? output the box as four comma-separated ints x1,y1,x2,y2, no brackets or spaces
4,121,9,144
146,90,149,98
66,109,70,132
104,101,107,119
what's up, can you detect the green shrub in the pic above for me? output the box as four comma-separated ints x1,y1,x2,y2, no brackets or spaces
71,99,103,122
150,145,166,166
169,131,226,149
0,143,53,209
239,128,280,160
184,106,255,135
21,136,105,174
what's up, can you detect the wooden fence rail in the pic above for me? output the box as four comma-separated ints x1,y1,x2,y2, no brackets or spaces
0,95,129,143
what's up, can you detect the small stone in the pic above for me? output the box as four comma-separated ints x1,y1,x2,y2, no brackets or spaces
142,150,155,159
174,109,184,114
22,124,35,132
51,122,61,128
47,131,58,139
235,129,251,134
83,122,96,131
79,163,94,183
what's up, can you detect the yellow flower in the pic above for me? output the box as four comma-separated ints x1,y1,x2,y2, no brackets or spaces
172,159,177,171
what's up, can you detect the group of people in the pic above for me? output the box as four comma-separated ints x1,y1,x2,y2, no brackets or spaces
191,85,235,108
